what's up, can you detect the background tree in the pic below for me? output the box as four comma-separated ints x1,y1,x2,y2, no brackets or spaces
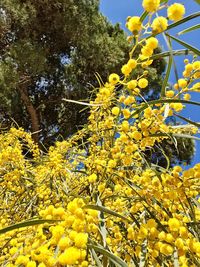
0,0,194,166
0,0,129,143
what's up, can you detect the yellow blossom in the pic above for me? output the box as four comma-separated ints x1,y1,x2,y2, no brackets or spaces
127,16,142,33
58,247,81,265
142,0,160,12
168,218,181,231
146,37,159,49
112,106,120,116
152,17,168,33
138,78,148,88
168,3,185,21
109,73,120,85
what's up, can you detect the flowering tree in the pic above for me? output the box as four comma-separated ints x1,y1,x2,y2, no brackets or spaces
0,0,200,266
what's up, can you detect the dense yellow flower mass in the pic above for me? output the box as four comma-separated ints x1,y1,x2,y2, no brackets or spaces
1,1,200,266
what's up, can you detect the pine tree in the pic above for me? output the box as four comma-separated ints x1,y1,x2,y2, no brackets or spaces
0,0,194,166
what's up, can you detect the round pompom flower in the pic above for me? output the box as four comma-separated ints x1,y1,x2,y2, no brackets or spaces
152,17,168,33
141,46,153,57
168,218,181,231
178,78,187,88
167,3,185,21
127,16,142,33
74,233,88,248
127,58,137,69
58,247,81,265
108,73,120,85
121,64,132,76
112,106,120,116
146,37,159,49
138,78,148,88
142,0,160,12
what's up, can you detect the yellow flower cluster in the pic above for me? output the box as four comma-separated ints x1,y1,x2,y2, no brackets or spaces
1,198,98,266
1,1,200,267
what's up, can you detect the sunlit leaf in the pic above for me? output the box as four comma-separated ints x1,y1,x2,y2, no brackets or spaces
0,219,59,235
161,36,173,97
139,239,147,267
63,98,102,106
88,244,129,267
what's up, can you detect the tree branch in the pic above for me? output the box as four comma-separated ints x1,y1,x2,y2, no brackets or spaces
18,77,40,143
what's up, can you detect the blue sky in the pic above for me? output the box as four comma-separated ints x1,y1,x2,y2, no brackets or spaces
100,0,200,166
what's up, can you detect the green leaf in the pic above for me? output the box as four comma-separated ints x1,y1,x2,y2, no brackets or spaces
173,249,179,267
192,198,200,210
88,244,129,267
194,0,200,4
149,49,193,61
62,98,102,107
139,239,148,267
146,12,200,40
84,204,132,223
157,143,171,170
140,11,149,22
178,24,200,35
90,248,103,267
161,37,173,97
174,113,200,128
167,12,200,31
0,219,59,235
166,34,200,56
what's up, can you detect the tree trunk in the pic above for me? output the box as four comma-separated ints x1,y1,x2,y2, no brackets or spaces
18,81,40,143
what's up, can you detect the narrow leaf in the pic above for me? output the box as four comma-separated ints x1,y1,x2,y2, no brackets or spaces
84,204,132,223
178,24,200,35
90,248,103,267
161,42,173,97
149,49,193,62
194,0,200,5
147,12,200,39
140,11,148,22
62,98,102,106
171,133,200,141
88,244,129,267
139,239,148,267
0,219,59,235
192,198,200,210
166,34,200,56
167,12,200,31
174,113,200,128
173,248,179,267
96,196,107,247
